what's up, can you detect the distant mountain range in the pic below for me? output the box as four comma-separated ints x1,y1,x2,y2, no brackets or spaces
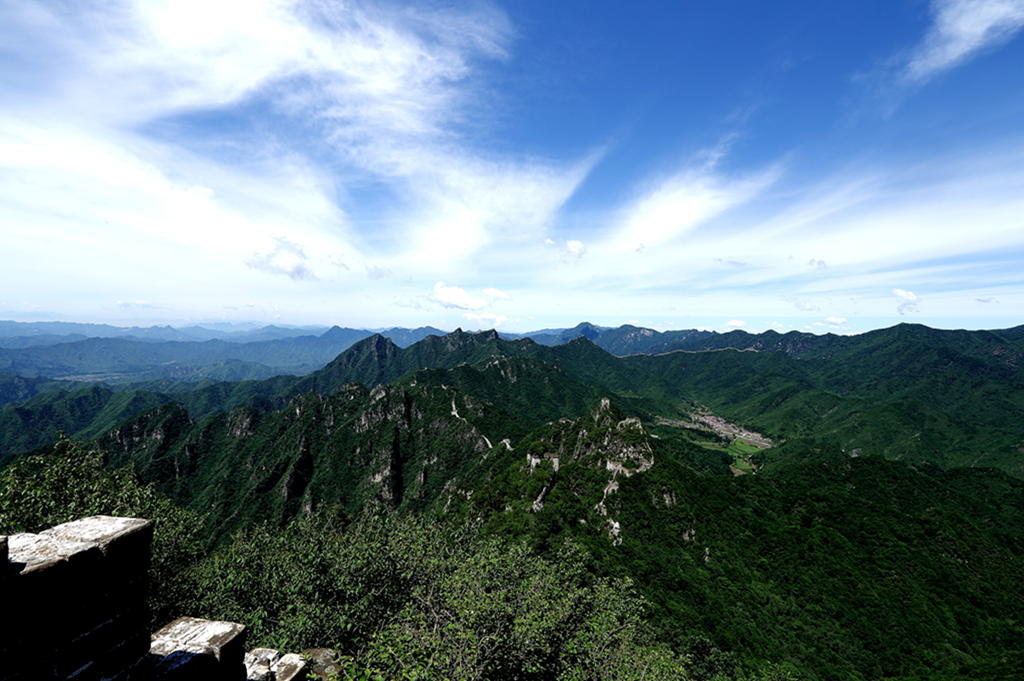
9,317,1022,385
0,323,449,382
0,319,330,342
2,321,1022,474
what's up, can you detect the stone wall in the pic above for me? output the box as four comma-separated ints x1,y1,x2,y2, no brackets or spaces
0,516,302,681
3,516,153,680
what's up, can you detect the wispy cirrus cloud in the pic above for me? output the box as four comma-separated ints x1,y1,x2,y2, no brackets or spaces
0,0,593,323
608,163,780,255
905,0,1024,82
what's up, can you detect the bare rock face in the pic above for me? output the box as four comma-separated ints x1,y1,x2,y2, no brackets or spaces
515,399,658,547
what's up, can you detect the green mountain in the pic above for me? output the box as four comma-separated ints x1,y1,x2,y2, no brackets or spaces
0,371,71,406
4,323,1024,477
0,385,172,454
3,322,1024,680
449,401,1024,681
97,382,516,539
0,319,229,341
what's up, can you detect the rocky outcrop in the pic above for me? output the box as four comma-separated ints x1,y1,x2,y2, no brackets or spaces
511,398,658,546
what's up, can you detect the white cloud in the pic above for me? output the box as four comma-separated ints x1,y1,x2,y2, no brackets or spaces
893,288,921,315
2,0,513,134
611,166,778,253
246,237,316,281
464,311,509,328
725,319,746,328
825,316,848,325
116,300,164,310
483,287,509,299
788,298,821,312
564,240,586,260
893,288,919,301
0,117,359,313
1,1,1022,331
366,265,392,280
431,282,486,310
906,0,1024,82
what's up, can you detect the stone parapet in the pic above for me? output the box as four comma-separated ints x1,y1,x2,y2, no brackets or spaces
0,516,302,681
2,516,153,681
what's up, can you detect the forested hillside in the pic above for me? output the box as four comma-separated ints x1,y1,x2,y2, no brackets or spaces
1,324,1022,680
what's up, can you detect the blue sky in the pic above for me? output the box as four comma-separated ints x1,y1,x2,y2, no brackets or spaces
1,0,1023,334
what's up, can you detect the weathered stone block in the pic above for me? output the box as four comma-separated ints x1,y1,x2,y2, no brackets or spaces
51,517,152,637
145,617,247,681
245,647,280,680
7,530,102,576
8,531,106,633
72,609,149,651
43,515,152,555
44,515,153,583
245,648,307,681
140,648,221,680
61,609,150,676
0,534,8,667
274,654,307,681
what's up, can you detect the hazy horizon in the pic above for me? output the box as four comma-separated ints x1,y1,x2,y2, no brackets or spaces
1,315,1020,337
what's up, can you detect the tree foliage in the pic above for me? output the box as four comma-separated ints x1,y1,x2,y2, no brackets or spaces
0,436,206,627
189,511,697,681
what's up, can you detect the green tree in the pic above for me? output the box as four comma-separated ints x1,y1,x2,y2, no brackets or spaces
0,436,206,627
